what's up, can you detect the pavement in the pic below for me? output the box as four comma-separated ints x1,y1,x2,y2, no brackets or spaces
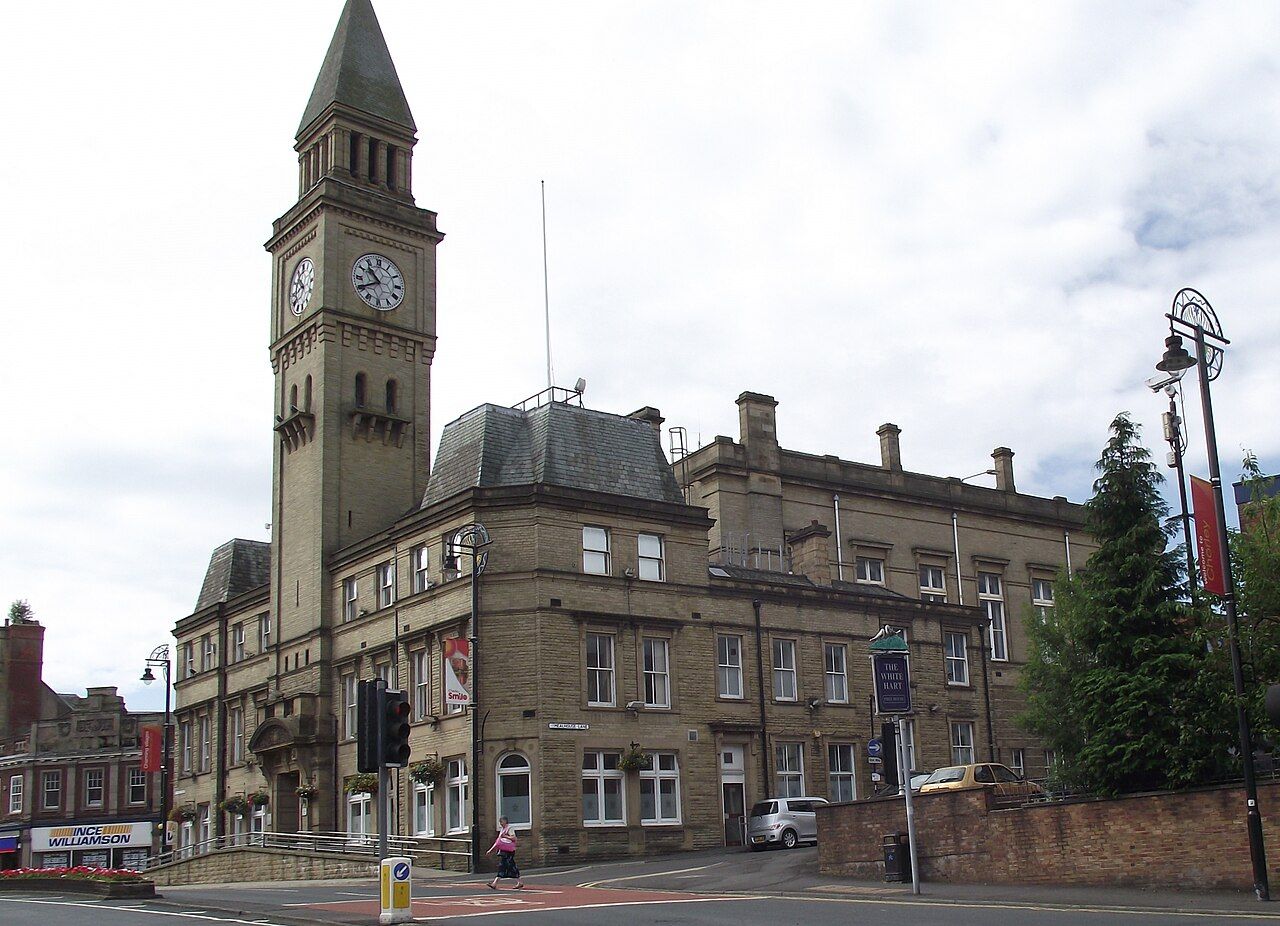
2,846,1278,925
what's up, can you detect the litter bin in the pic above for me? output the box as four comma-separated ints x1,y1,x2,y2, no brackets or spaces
882,833,911,882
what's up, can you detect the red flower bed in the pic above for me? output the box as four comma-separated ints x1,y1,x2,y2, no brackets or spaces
1,865,142,882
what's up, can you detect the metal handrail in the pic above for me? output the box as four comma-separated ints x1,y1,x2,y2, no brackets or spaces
144,829,471,870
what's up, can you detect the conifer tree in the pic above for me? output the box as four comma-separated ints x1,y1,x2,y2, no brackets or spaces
1022,413,1218,794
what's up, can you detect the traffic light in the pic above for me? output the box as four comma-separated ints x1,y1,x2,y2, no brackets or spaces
357,679,381,773
381,687,412,768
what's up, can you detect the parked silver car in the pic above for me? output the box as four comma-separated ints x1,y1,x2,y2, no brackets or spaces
746,796,829,850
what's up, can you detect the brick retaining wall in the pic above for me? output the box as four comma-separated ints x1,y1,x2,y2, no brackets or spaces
817,780,1280,890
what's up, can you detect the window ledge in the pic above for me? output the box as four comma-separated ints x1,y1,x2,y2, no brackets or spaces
582,821,627,829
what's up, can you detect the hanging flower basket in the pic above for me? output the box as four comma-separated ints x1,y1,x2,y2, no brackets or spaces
249,790,271,808
296,784,320,801
616,746,651,772
168,805,197,823
408,757,445,787
218,795,250,816
345,773,379,795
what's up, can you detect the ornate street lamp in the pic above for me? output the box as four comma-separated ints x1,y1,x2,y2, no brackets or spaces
141,645,173,858
448,523,490,873
1155,288,1269,901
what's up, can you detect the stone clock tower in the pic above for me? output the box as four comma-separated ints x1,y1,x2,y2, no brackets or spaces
263,0,441,680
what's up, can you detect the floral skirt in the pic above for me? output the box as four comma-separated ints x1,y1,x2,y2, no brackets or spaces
497,850,520,879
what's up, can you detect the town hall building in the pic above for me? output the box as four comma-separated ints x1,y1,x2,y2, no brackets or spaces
170,0,1093,869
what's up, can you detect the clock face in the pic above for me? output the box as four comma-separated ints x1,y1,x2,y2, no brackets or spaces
351,253,405,311
288,257,315,316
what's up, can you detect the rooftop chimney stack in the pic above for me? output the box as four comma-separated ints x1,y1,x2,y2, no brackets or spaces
737,392,780,471
787,520,833,586
878,423,902,472
992,447,1016,492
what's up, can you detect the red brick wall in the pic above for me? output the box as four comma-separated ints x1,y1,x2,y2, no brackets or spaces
818,780,1280,890
1,623,44,741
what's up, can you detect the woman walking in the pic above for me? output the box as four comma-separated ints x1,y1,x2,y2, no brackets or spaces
486,816,523,890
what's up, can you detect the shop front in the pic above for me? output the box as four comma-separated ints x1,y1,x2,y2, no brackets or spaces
30,821,154,871
0,830,19,870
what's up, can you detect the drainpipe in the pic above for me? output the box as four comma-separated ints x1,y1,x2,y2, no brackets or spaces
752,599,771,797
215,602,228,838
978,623,996,762
832,495,845,581
1064,532,1073,575
951,512,965,605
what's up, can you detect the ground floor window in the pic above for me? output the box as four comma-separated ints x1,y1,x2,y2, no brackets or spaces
197,805,210,853
950,722,975,765
775,742,804,798
828,743,857,802
120,848,150,871
447,759,469,833
229,812,245,846
582,751,625,825
414,782,435,836
347,793,372,843
1010,748,1026,778
497,753,531,827
252,804,268,838
640,752,681,824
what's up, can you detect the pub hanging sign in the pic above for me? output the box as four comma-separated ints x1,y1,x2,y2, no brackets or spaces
873,652,912,714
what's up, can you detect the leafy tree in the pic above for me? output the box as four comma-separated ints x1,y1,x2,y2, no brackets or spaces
1230,453,1280,750
7,599,34,625
1021,413,1228,794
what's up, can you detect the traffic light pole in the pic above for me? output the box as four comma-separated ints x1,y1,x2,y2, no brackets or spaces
378,763,389,863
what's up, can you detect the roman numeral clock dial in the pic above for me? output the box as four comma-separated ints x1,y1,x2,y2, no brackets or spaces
351,253,405,311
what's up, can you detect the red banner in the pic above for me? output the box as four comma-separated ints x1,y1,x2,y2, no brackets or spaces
141,725,163,773
1191,475,1227,596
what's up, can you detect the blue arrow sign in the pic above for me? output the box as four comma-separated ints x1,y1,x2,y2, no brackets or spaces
393,862,410,881
867,738,883,758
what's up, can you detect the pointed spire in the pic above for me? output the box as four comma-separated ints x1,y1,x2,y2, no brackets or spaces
298,0,416,139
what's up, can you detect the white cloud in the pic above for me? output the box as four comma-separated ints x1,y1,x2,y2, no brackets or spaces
2,0,1278,709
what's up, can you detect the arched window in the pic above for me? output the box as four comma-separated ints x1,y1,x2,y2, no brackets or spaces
354,373,367,408
304,375,313,412
495,753,531,828
289,384,298,412
385,379,397,414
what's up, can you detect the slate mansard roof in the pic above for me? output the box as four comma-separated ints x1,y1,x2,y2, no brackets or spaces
194,539,271,612
422,402,685,509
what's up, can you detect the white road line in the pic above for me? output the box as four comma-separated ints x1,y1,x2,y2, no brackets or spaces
0,897,293,926
782,893,1275,920
578,861,724,889
412,894,758,921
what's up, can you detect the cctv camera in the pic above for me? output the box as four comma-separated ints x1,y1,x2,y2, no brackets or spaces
1146,372,1182,393
625,700,644,711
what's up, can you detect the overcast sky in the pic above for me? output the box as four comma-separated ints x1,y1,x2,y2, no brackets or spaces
3,1,1278,712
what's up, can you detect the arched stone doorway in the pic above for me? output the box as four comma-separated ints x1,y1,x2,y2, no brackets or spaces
247,714,336,833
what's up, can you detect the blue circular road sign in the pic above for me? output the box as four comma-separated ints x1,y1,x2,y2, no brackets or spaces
393,862,410,881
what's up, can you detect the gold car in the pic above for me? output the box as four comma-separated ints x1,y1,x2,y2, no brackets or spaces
917,763,1046,798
